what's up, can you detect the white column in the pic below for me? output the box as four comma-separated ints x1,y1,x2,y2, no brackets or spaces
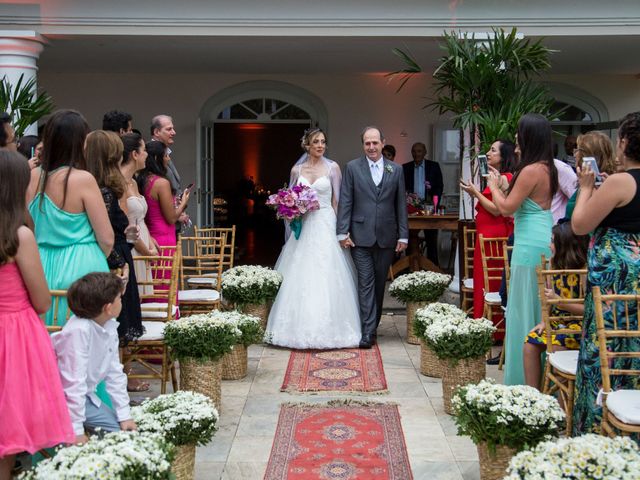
0,31,46,135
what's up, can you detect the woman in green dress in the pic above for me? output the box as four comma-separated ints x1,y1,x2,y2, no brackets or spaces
487,113,558,385
26,110,114,327
571,112,640,435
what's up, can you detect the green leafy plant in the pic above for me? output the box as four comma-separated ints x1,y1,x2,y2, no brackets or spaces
0,74,54,137
221,265,282,306
164,311,242,362
234,311,264,346
423,315,495,363
131,391,219,447
388,271,452,303
452,380,565,453
390,27,558,155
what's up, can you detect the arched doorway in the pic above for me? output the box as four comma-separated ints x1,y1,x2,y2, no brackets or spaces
198,81,328,265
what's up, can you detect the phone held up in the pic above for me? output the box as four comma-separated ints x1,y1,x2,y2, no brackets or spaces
581,157,603,185
478,154,489,177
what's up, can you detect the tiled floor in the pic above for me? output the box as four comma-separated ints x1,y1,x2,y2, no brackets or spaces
130,292,504,480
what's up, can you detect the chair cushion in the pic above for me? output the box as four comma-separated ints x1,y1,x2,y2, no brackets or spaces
139,321,165,341
178,289,220,302
186,277,217,287
484,291,502,303
141,303,179,319
606,390,640,425
463,278,474,289
548,350,578,375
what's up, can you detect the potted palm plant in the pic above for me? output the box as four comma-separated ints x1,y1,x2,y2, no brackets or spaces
0,73,54,137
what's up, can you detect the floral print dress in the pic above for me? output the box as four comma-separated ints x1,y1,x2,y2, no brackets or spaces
525,273,582,349
572,227,640,436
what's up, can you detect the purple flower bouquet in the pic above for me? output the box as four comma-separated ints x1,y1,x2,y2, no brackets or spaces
266,184,320,239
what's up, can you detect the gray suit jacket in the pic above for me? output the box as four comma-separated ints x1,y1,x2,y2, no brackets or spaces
337,156,409,248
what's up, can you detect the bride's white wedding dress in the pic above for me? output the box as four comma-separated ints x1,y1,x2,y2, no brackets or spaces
265,174,361,349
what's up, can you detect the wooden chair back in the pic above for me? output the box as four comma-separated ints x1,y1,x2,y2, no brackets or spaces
462,225,476,281
179,235,225,290
536,257,587,354
194,226,235,271
136,244,180,322
479,235,509,297
47,289,71,333
593,287,640,393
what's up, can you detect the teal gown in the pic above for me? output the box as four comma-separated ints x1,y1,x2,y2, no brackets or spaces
28,192,113,407
504,198,552,385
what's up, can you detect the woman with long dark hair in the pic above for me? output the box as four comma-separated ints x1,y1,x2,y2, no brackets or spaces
487,113,558,385
26,110,113,326
460,139,517,328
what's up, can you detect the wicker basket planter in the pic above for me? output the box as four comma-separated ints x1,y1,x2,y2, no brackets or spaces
179,357,222,411
240,302,270,329
477,442,517,480
441,355,486,414
419,340,443,378
406,300,429,344
222,344,248,380
171,443,196,480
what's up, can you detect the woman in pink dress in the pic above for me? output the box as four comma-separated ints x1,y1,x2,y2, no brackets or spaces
137,141,190,250
0,151,74,477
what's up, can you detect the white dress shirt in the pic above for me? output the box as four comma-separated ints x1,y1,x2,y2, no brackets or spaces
368,157,384,186
53,316,131,435
551,159,578,224
413,161,426,199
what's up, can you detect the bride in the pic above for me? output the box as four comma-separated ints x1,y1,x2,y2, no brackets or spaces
265,128,361,349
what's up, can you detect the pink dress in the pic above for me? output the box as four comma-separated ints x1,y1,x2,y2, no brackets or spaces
144,175,177,248
0,262,75,456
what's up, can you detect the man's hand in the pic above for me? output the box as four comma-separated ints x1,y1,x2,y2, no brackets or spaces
119,419,137,431
74,434,89,445
395,241,408,253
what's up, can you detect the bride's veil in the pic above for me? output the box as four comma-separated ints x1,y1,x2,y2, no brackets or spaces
283,153,342,241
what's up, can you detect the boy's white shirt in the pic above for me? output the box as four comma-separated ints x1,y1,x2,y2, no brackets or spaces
52,315,130,435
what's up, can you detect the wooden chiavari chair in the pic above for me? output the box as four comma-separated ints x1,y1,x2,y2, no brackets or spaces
178,235,224,314
593,287,640,437
460,224,476,314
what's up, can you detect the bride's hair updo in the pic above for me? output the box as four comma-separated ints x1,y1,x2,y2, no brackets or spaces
300,127,326,151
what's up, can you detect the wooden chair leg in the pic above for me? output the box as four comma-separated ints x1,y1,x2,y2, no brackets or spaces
171,362,178,392
160,347,168,395
541,359,552,393
565,379,574,436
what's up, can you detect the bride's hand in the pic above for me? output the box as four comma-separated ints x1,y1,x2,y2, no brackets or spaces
339,235,354,249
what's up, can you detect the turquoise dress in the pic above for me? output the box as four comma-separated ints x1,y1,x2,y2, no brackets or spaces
504,198,552,385
28,193,109,326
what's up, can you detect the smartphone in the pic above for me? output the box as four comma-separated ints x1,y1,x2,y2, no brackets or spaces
478,155,489,177
185,182,195,191
582,157,603,185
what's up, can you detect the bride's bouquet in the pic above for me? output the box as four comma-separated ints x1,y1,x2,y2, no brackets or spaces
266,184,320,239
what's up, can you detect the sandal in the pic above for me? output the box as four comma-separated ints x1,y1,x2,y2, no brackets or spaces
127,380,150,392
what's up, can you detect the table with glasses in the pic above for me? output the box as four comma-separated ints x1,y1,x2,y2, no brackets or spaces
391,213,459,276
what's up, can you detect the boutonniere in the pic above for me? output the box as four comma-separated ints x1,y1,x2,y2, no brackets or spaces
385,164,393,174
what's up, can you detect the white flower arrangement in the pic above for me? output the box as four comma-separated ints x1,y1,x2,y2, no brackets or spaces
131,391,219,447
452,379,565,452
164,310,243,361
221,265,283,306
20,431,173,480
505,434,640,479
423,314,496,361
389,271,452,303
385,163,393,173
413,302,467,340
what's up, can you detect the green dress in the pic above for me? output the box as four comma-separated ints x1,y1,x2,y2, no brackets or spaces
504,198,552,385
28,193,109,325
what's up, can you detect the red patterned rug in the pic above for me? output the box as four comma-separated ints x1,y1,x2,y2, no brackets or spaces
280,346,388,394
264,401,413,480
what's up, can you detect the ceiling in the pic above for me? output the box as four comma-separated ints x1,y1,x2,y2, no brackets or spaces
37,34,640,76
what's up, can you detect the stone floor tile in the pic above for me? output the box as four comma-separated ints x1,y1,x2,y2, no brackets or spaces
409,460,465,480
226,435,274,463
221,462,268,480
194,461,225,480
446,436,479,462
457,461,481,480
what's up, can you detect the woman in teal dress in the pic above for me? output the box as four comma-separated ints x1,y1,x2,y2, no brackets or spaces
571,112,640,435
26,110,114,326
487,113,558,385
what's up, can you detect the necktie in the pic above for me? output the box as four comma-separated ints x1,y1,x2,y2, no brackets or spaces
371,162,381,186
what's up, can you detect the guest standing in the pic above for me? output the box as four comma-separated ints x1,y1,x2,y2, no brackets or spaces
137,141,190,250
26,110,113,326
0,151,74,478
460,139,516,324
571,112,640,435
84,130,143,344
488,113,557,385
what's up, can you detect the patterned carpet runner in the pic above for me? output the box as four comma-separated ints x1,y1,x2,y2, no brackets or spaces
264,401,413,480
280,345,388,394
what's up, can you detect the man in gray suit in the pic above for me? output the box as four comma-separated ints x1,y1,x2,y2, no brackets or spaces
337,127,409,348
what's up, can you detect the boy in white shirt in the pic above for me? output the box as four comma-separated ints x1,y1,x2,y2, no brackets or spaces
53,272,137,444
